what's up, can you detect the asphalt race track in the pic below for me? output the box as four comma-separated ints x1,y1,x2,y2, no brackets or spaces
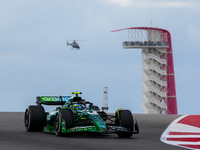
0,112,186,150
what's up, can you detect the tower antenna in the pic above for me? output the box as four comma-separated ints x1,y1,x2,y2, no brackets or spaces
102,87,108,113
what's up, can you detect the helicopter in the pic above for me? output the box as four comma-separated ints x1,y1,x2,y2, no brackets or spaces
66,40,80,50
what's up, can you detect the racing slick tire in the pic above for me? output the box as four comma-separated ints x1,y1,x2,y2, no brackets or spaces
115,110,133,138
55,109,73,136
24,105,46,132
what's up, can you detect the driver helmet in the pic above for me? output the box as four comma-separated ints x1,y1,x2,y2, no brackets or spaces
73,104,84,110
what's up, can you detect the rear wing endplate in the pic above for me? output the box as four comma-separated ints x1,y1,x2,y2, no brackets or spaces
36,96,71,105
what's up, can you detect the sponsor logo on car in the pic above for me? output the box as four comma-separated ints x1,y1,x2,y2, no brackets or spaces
108,125,128,131
67,126,95,132
41,96,71,102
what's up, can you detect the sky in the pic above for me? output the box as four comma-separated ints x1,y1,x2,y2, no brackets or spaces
0,0,200,114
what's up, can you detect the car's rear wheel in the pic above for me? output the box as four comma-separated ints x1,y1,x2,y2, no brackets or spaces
115,110,133,138
24,105,46,132
55,109,73,136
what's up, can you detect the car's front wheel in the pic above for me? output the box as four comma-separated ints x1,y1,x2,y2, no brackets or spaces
55,109,73,136
115,109,134,138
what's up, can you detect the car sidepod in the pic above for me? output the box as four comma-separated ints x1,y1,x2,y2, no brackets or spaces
60,110,107,134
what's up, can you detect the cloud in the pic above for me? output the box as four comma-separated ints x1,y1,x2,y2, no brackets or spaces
102,0,199,8
102,0,132,7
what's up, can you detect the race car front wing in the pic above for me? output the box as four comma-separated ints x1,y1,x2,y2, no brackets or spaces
61,124,138,134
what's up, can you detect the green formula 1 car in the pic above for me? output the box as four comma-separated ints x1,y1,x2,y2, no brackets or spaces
24,92,139,138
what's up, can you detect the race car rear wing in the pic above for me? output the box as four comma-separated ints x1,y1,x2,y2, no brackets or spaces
36,96,71,105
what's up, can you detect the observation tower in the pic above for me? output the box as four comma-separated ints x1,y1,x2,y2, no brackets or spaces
112,27,177,114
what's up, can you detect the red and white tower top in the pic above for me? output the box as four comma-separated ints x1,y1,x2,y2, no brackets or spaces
112,27,177,114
